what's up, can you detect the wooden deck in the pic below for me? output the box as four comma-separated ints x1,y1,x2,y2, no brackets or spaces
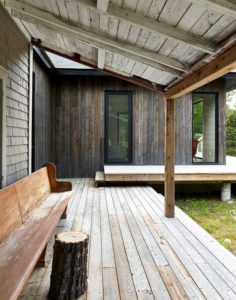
99,156,236,183
21,179,236,300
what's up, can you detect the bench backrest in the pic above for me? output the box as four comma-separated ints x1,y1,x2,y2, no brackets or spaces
15,168,51,221
0,185,22,243
0,167,51,243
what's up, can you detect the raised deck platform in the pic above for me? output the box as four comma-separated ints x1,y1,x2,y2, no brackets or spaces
98,156,236,183
21,179,236,299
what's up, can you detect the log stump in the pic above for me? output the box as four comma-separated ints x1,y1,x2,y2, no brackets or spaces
48,231,89,300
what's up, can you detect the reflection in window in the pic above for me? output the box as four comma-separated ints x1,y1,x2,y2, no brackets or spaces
192,93,218,163
105,92,132,163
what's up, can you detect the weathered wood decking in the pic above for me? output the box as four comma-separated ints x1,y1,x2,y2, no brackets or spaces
21,179,236,300
98,156,236,183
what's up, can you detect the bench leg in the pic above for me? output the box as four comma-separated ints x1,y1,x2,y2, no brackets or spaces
61,206,67,220
36,245,47,268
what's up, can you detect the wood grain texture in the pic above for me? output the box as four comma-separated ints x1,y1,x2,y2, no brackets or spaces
20,179,236,300
46,162,72,192
48,75,227,177
165,43,236,99
0,185,22,243
0,165,73,300
165,99,175,217
15,167,51,221
0,191,72,300
33,59,52,171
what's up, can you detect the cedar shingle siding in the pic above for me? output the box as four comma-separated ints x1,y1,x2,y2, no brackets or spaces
0,5,29,185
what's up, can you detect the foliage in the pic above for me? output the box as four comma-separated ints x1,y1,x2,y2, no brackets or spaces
226,90,236,109
176,195,236,255
226,90,236,156
226,109,236,156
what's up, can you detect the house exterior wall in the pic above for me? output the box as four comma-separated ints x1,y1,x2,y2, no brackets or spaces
32,59,52,171
0,5,30,186
50,75,222,178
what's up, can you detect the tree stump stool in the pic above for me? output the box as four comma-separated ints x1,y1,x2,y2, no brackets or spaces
48,231,89,300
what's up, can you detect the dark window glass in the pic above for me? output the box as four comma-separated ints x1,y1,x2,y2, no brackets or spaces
105,92,132,163
192,93,218,163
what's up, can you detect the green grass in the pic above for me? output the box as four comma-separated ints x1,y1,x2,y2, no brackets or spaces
176,195,236,255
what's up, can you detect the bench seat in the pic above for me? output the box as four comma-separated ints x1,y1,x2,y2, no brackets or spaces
0,163,72,300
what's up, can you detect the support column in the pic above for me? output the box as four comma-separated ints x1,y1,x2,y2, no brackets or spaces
165,98,175,217
221,183,231,201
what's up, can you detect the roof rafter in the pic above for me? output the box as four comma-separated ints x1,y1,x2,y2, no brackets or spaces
190,0,236,18
32,40,165,93
97,48,105,69
75,0,217,54
97,0,109,12
5,0,186,78
165,43,236,99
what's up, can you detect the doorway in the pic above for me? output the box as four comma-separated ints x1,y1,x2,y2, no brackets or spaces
105,91,132,164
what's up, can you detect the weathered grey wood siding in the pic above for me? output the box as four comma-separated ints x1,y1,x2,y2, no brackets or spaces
33,59,52,170
0,5,29,185
50,76,224,178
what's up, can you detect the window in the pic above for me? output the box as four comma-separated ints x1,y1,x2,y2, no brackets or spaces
105,91,132,164
192,92,218,163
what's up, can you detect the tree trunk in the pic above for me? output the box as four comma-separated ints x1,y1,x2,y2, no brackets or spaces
48,231,89,300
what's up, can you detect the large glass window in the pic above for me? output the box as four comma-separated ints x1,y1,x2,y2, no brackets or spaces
105,92,132,163
192,93,218,163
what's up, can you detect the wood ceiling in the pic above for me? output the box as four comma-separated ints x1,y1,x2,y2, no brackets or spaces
2,0,236,91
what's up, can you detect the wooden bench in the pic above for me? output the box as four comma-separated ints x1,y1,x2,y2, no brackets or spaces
0,163,73,300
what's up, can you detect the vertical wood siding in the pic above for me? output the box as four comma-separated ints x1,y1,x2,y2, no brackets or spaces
49,76,225,178
33,60,52,170
0,5,30,185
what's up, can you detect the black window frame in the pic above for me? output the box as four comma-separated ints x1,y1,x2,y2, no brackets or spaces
192,91,219,164
104,91,133,164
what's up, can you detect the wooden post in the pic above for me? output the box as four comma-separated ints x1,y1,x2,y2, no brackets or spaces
49,231,89,300
165,98,175,217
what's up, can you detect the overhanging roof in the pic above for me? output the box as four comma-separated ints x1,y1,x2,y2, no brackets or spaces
2,0,236,94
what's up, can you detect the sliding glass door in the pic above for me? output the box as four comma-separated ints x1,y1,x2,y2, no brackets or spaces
105,91,132,164
192,92,218,163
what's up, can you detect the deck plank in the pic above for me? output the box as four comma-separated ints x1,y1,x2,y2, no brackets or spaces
138,187,236,299
105,187,138,300
20,179,236,300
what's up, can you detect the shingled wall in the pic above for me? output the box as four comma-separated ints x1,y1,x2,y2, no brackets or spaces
0,5,30,186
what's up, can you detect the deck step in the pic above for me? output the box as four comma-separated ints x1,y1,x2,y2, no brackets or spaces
95,171,105,185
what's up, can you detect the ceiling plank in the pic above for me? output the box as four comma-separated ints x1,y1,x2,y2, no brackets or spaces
32,40,165,93
97,0,109,12
75,0,216,54
190,0,236,18
97,48,105,69
5,0,186,77
165,43,236,99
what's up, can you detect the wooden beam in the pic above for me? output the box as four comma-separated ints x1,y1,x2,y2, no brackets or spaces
32,40,165,93
190,0,236,17
75,0,216,54
6,0,186,77
97,0,109,12
97,48,105,69
165,43,236,99
164,98,175,218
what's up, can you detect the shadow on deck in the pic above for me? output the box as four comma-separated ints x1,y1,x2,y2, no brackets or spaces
21,179,236,299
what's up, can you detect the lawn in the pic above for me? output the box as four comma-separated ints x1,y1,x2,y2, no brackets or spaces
176,194,236,256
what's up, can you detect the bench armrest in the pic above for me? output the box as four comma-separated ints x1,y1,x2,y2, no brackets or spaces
45,163,72,192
